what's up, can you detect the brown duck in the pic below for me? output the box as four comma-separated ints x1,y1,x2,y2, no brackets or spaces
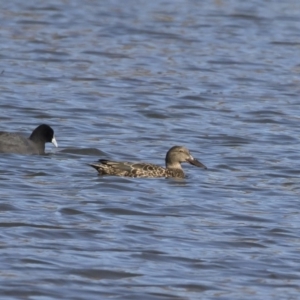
89,146,207,178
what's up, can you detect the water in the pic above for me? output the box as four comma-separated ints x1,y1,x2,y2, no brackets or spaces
0,0,300,299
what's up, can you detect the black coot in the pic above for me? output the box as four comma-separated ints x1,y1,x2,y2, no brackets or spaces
0,124,58,154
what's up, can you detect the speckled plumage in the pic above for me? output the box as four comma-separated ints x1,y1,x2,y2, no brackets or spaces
89,146,207,178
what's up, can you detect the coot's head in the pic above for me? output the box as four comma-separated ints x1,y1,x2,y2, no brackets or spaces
29,124,58,147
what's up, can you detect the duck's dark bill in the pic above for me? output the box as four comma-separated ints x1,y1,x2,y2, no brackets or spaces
187,158,207,169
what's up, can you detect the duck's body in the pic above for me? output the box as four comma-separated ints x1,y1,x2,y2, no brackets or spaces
0,124,58,155
92,160,186,178
90,146,206,178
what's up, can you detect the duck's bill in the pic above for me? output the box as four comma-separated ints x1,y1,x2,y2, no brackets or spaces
187,157,207,169
52,136,58,147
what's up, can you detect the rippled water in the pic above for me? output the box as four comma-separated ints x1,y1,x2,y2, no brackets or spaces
1,0,300,299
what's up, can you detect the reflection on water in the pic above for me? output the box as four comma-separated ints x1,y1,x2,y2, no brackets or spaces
0,0,300,299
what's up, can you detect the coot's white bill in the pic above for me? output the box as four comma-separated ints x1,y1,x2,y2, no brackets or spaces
52,136,58,147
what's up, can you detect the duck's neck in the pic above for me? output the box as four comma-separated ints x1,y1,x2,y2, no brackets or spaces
166,162,182,170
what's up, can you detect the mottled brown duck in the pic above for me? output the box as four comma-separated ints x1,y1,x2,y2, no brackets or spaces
89,146,207,178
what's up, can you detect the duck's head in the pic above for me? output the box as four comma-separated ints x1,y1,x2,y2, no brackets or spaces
165,146,207,169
